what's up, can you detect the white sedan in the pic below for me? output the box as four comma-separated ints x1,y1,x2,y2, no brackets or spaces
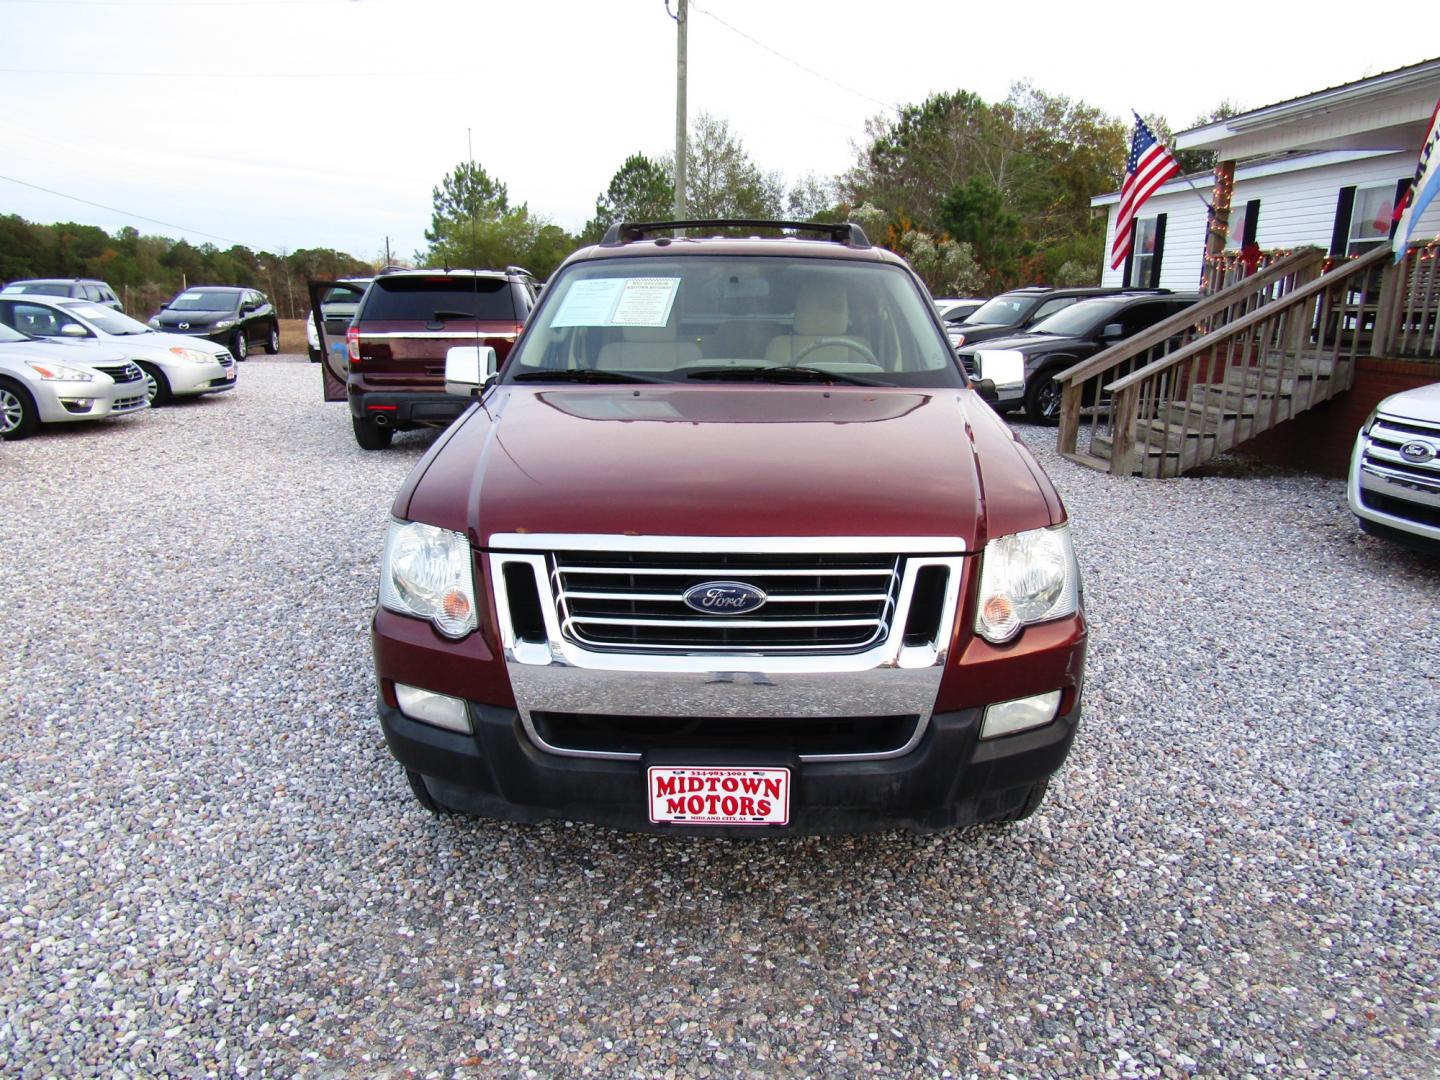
0,295,236,406
0,322,148,439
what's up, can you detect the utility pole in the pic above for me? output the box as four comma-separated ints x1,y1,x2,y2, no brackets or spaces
384,236,392,267
673,0,687,221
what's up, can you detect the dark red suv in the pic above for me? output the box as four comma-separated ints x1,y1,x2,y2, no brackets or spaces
320,267,536,449
369,220,1088,835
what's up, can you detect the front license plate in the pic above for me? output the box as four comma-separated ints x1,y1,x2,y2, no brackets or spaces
647,766,790,826
225,367,236,380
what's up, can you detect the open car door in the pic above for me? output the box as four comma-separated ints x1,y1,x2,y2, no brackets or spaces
307,279,368,402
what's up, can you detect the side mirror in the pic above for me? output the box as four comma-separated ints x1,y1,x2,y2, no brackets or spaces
973,378,1000,404
240,304,256,315
60,322,88,337
445,345,498,396
1101,322,1124,340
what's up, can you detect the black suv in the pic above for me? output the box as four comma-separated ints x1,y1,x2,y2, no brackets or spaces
948,285,1167,351
960,292,1198,423
1,278,122,311
150,286,279,360
315,267,536,450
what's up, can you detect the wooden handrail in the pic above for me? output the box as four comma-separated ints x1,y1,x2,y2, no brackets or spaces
1104,244,1392,394
1053,247,1324,388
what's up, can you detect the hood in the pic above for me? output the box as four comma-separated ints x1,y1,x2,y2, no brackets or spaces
402,386,1061,549
1378,382,1440,425
0,339,128,368
949,321,1026,344
968,332,1088,356
135,331,230,357
155,310,231,329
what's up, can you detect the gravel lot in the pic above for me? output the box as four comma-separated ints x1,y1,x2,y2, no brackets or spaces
2,355,1437,1078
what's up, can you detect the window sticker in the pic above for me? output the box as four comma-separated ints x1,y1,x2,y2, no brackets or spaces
551,277,680,328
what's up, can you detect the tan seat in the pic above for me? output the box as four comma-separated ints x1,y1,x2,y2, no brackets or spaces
595,322,702,371
765,285,869,366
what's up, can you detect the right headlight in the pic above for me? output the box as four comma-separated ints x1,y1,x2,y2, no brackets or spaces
24,360,95,382
974,523,1079,644
378,520,478,638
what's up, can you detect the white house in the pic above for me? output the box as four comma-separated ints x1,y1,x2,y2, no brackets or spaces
1092,57,1440,293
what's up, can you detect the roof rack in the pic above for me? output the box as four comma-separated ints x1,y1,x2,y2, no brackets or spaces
600,219,870,249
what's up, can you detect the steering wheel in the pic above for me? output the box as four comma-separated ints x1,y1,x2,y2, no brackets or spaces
789,336,879,368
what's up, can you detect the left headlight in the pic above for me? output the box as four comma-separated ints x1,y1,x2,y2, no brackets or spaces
168,346,216,364
24,360,95,382
974,523,1079,644
378,520,478,638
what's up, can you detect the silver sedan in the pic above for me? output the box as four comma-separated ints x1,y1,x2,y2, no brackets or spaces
0,323,149,439
0,296,236,406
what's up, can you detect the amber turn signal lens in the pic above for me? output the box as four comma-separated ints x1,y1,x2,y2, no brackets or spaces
982,596,1013,624
442,588,472,622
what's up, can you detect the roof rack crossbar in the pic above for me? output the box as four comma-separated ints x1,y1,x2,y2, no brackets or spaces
600,219,870,248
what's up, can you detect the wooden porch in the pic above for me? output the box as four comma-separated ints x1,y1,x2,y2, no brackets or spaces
1054,244,1440,478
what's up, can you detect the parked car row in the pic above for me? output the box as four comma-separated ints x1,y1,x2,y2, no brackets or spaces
0,294,238,439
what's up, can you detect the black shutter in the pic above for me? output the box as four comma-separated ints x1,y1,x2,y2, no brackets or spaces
1241,200,1260,247
1149,214,1167,288
1391,177,1414,239
1121,238,1134,288
1330,186,1356,255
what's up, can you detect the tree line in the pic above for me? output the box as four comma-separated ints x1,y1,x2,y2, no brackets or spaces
2,83,1233,310
0,214,373,319
425,89,1231,297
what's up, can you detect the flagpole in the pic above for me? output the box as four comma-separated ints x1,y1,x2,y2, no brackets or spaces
1132,111,1212,211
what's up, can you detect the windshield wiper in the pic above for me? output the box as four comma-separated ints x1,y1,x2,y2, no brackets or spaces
512,369,657,384
684,364,878,386
431,309,479,322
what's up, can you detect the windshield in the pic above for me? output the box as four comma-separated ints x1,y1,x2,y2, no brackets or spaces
963,293,1039,327
504,255,963,388
170,290,238,313
361,277,513,320
0,323,30,343
1028,297,1129,337
62,302,151,335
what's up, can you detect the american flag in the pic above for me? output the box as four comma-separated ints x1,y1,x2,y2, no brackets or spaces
1110,114,1181,270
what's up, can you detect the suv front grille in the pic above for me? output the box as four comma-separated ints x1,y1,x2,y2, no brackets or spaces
1361,416,1440,491
531,711,920,757
550,550,901,653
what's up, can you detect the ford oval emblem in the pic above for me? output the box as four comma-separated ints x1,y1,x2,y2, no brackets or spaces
1399,440,1435,464
683,581,767,615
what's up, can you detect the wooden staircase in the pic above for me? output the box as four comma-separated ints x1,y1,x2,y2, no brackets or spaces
1054,244,1420,478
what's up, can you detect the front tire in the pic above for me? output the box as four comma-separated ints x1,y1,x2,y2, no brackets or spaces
352,414,393,450
0,378,39,440
138,362,172,406
265,323,280,354
1024,365,1064,425
232,329,248,361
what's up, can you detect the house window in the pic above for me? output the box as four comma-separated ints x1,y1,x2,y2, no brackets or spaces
1127,215,1166,288
1347,185,1395,255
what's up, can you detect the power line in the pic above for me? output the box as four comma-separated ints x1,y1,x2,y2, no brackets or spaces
0,0,359,6
0,172,254,248
0,67,428,79
688,2,899,116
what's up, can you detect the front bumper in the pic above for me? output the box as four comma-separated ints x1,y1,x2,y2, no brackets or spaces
1347,428,1440,548
160,354,236,396
379,695,1081,835
30,377,149,423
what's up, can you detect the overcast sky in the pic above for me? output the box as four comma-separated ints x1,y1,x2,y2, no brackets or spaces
1,0,1435,263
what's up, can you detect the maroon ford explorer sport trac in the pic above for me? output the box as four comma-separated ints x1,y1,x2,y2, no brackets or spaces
369,220,1087,835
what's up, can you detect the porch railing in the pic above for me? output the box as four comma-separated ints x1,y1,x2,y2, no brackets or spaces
1055,247,1326,468
1101,244,1395,477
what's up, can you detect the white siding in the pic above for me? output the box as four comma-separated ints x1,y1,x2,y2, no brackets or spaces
1096,149,1440,290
